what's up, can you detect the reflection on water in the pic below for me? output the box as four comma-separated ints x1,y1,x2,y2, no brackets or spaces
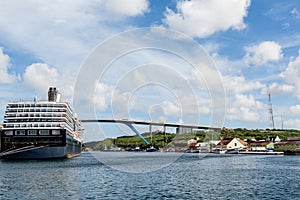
0,152,299,199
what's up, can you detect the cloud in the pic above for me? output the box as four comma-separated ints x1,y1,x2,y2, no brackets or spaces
281,50,300,99
163,0,251,38
244,41,283,66
0,48,18,83
227,94,266,122
289,105,300,114
261,82,294,95
291,8,300,19
284,118,300,129
23,63,60,95
0,1,150,69
103,0,149,17
23,63,76,100
223,75,265,94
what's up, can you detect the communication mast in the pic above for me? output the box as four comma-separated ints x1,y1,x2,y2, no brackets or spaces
268,93,275,129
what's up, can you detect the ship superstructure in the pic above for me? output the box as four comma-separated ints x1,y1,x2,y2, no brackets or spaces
0,87,83,159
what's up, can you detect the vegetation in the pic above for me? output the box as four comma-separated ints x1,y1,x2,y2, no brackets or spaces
84,128,300,151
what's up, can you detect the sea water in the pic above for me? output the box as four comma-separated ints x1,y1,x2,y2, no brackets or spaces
0,152,299,199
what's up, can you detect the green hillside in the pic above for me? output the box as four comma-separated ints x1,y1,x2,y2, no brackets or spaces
84,128,300,151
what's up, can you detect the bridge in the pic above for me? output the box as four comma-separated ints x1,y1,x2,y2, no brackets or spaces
80,119,221,145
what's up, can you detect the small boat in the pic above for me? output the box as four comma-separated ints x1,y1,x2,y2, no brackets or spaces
133,146,142,151
125,146,132,151
146,146,157,152
213,149,226,154
226,148,239,154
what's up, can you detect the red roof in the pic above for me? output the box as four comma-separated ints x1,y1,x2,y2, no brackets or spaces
218,138,234,145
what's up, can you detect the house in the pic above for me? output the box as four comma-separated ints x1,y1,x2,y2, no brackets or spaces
216,138,246,150
249,141,274,151
267,136,281,143
187,139,197,150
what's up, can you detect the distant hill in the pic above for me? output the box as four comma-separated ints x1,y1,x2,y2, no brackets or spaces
83,128,300,151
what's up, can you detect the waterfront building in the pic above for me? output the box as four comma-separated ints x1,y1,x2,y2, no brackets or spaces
249,141,274,151
215,138,246,150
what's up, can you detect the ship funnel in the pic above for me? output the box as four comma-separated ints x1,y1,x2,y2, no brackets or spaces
48,87,61,102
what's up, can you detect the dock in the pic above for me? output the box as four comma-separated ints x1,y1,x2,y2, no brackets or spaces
239,151,284,155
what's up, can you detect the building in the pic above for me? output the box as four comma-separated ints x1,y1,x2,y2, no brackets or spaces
249,141,274,151
216,138,246,150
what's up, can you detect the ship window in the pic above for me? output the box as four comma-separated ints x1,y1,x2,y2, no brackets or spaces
5,130,13,136
16,130,25,135
52,130,60,135
39,130,49,135
28,130,37,135
5,138,10,142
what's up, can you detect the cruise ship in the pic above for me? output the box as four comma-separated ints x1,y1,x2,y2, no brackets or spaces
0,87,83,159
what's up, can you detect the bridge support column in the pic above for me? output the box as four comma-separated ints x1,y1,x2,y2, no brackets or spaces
124,123,150,145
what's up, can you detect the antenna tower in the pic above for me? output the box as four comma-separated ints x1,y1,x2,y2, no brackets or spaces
268,93,275,129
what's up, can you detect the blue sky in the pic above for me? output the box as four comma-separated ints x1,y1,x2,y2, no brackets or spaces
1,0,300,141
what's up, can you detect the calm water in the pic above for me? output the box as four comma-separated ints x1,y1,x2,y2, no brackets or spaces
0,152,299,200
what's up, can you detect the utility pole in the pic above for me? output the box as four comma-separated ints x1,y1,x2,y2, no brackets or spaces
268,93,275,130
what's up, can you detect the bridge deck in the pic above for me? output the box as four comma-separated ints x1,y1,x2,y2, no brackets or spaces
80,119,220,130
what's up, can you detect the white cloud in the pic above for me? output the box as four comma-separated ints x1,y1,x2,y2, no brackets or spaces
244,41,283,66
281,50,300,99
223,75,265,94
291,8,300,19
261,82,294,95
0,48,18,83
163,0,251,38
0,1,149,68
23,63,59,91
23,63,76,101
227,94,266,122
162,100,181,117
103,0,149,17
289,105,300,114
284,118,300,129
